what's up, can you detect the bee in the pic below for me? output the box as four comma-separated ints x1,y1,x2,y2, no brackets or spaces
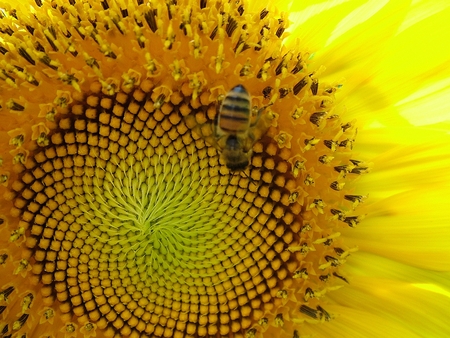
214,84,269,172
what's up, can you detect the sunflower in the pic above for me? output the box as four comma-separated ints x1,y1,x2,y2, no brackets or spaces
0,0,449,337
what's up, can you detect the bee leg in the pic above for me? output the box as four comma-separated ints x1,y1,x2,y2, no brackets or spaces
250,103,273,127
243,170,256,185
227,172,234,186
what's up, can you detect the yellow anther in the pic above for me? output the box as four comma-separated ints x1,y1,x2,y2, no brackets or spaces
43,308,55,320
304,174,314,186
58,71,81,92
13,152,26,164
66,323,76,332
276,290,287,299
190,33,203,59
275,132,292,148
303,137,320,151
0,70,17,88
258,61,271,81
289,156,306,178
8,129,25,147
122,69,142,90
145,52,162,77
6,99,25,111
337,247,359,259
258,317,268,327
0,175,8,184
319,155,334,164
246,328,256,338
288,191,299,203
99,78,120,96
330,181,345,191
21,293,34,313
164,23,176,49
14,259,29,275
13,314,29,330
274,313,284,327
286,243,315,255
293,268,308,279
188,72,206,100
9,226,25,242
291,107,304,121
313,232,341,245
84,52,103,78
310,199,325,214
53,90,73,107
170,59,185,81
344,194,368,209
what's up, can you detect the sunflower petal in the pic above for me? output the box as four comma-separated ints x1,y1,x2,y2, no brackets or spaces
343,187,450,270
353,127,450,198
327,276,450,338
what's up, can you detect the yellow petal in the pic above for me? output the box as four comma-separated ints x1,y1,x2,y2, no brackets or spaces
346,251,450,289
353,127,450,198
327,276,450,337
343,188,450,270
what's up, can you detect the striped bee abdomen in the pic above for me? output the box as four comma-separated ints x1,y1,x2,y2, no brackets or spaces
218,84,251,133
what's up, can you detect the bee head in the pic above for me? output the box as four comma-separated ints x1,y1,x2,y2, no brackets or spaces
231,84,247,93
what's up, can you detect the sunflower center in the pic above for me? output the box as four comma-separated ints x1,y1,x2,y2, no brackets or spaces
0,0,368,337
21,84,289,337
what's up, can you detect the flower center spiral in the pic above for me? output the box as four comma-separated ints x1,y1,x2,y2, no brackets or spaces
24,83,298,337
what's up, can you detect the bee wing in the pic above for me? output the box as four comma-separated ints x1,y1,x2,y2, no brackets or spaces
241,136,255,153
183,114,219,149
203,121,227,151
245,107,272,152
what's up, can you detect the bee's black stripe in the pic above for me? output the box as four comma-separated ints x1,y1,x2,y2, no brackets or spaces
220,112,249,121
220,119,248,127
221,104,249,113
220,125,245,132
223,95,248,103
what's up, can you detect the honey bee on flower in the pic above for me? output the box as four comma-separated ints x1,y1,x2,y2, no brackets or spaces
212,84,271,172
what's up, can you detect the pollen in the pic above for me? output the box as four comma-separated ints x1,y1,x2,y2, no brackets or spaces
0,0,368,337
